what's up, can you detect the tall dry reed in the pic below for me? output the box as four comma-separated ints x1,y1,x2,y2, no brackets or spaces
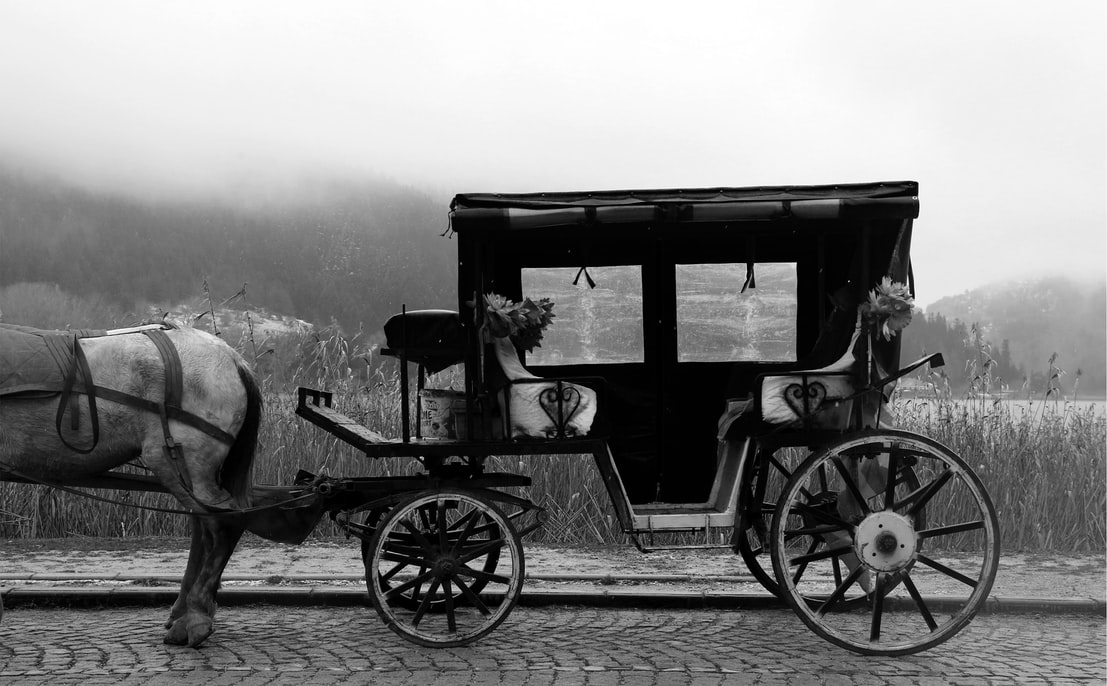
1,324,1103,552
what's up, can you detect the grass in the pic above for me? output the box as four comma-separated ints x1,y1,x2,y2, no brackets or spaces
1,323,1103,553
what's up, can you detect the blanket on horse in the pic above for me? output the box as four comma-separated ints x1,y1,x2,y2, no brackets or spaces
0,324,107,398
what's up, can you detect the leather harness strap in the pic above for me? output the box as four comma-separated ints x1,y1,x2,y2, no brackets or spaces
52,329,237,455
52,334,100,454
143,328,184,439
143,328,192,491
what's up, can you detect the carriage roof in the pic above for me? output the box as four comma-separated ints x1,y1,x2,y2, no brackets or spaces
449,180,918,234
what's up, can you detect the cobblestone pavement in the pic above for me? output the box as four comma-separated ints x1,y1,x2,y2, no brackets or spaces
0,605,1103,685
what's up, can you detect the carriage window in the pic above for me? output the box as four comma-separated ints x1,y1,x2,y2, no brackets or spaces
521,266,645,365
675,262,798,362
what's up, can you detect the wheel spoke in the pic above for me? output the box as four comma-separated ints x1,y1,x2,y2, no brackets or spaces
437,501,450,549
768,454,792,479
815,564,867,618
458,537,506,565
902,573,938,631
789,543,853,567
411,577,441,627
456,519,501,539
446,507,480,533
452,575,491,616
447,511,483,547
869,573,886,643
386,567,437,599
418,503,434,533
831,455,871,517
443,577,457,634
452,516,499,556
905,468,954,517
883,447,899,510
380,560,407,583
400,518,440,555
784,523,848,539
380,538,427,556
917,520,985,540
789,499,854,531
380,550,431,568
917,553,978,588
791,539,820,584
455,564,511,585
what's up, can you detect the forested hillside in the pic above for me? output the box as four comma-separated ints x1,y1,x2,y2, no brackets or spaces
913,278,1106,396
901,312,1038,395
0,167,457,335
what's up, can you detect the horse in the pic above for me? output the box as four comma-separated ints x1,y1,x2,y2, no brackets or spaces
0,323,326,647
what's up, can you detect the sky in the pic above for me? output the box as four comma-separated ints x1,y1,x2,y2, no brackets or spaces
0,1,1103,307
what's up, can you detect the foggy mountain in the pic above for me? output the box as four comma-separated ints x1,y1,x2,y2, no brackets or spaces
0,165,457,335
919,278,1107,394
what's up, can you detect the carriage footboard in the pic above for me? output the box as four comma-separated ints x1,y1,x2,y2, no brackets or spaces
295,387,390,451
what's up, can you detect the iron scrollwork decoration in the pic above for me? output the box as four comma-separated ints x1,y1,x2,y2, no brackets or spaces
537,381,583,438
783,379,828,420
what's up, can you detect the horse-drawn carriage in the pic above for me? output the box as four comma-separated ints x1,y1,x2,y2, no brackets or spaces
1,180,999,657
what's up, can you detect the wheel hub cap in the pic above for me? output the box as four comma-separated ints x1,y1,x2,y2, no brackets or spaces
854,511,916,572
434,556,457,577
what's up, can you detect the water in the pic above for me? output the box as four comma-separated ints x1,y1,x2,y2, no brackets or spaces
896,396,1106,418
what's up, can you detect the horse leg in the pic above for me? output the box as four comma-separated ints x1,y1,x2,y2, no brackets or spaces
165,516,205,632
164,515,245,647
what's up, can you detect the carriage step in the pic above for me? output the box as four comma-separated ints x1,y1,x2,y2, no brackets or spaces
631,542,735,553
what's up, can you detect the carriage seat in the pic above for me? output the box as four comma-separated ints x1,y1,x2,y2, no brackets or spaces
382,310,465,373
489,336,598,439
718,312,879,439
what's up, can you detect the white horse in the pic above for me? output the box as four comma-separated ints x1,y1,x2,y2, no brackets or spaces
0,324,325,647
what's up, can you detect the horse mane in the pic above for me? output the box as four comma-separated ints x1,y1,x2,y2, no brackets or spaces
219,355,263,503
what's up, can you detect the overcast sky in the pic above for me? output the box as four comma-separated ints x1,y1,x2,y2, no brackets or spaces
0,1,1103,306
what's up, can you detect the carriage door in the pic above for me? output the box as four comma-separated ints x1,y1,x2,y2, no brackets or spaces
656,240,800,503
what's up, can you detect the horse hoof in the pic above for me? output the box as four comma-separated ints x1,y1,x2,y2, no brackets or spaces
186,617,214,648
163,618,189,646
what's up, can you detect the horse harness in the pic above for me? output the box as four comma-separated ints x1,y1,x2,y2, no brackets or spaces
25,325,237,496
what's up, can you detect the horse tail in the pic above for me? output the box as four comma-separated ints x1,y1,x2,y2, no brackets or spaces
220,355,263,504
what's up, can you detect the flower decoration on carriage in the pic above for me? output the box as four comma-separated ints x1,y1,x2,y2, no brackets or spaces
482,293,556,353
863,276,915,340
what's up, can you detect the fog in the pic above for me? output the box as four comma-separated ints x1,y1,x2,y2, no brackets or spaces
0,0,1103,305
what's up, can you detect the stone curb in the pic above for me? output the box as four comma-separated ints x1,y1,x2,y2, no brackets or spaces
2,584,1103,615
0,572,753,583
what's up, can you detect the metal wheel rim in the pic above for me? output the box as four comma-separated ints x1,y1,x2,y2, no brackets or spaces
367,489,524,647
769,429,1000,656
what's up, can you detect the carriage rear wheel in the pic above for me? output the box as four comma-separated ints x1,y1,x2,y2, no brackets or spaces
769,430,999,656
738,445,923,608
365,489,524,647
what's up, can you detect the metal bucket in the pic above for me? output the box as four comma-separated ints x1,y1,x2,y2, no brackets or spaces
419,389,468,440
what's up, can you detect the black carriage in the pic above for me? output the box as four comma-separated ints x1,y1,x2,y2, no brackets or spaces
295,180,1000,655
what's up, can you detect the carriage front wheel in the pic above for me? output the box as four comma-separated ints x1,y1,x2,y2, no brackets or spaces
365,488,525,647
769,430,1000,656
